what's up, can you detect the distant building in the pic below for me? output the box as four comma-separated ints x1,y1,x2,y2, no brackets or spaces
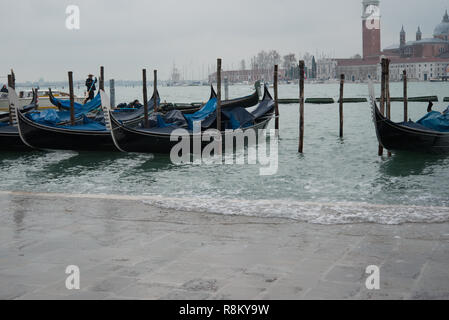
336,57,379,81
362,0,382,59
310,56,317,79
317,58,338,80
317,0,449,81
384,16,449,59
208,69,286,84
387,58,449,81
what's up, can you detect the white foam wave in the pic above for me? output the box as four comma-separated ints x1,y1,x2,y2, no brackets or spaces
1,190,447,225
142,196,449,225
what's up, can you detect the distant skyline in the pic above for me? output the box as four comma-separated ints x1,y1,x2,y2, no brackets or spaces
1,0,449,82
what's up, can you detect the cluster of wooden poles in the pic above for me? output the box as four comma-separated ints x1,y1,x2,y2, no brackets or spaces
271,57,409,155
8,57,409,156
270,60,306,153
376,57,408,157
54,66,161,129
271,59,320,153
43,59,304,154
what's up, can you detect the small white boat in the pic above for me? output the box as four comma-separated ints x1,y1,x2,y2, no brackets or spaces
0,89,85,111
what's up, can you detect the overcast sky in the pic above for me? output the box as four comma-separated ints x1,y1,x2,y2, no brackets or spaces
1,0,448,82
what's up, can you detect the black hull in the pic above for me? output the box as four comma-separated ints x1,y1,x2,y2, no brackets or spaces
0,127,31,151
110,115,273,154
161,88,260,114
109,90,160,126
16,109,116,151
372,101,449,154
221,90,259,109
0,89,38,151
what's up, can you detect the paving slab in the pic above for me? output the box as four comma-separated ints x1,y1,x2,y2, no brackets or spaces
0,191,448,300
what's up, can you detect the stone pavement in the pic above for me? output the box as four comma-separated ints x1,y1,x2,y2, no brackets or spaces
0,191,448,300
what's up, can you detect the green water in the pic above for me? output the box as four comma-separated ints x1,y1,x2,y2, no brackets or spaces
2,82,449,224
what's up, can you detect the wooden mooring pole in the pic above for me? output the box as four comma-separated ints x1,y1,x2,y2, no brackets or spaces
109,79,115,108
224,76,229,100
378,58,386,156
143,69,149,128
217,58,222,132
10,69,15,89
403,70,408,122
7,74,13,125
298,60,305,153
274,64,279,133
68,71,75,125
385,59,391,120
385,59,391,157
339,74,345,138
99,66,104,91
255,80,262,98
153,70,158,112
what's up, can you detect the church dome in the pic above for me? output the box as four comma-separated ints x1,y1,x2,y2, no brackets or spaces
433,10,449,37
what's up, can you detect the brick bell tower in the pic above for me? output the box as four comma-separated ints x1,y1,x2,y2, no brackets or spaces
362,0,381,59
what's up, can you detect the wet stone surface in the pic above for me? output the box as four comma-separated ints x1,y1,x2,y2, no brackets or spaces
0,191,448,300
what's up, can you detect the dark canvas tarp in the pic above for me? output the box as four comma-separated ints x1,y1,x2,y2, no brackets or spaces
184,97,217,130
49,92,102,113
162,110,188,127
251,97,275,119
112,93,161,123
417,109,449,132
222,107,255,129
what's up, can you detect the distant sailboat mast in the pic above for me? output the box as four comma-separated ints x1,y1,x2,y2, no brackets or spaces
170,64,181,85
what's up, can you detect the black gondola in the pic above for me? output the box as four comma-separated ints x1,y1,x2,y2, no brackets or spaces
0,125,31,151
15,107,114,152
0,88,38,151
109,90,160,127
211,85,260,109
370,88,449,154
15,85,264,152
108,86,275,154
159,85,259,114
0,89,38,123
15,89,164,151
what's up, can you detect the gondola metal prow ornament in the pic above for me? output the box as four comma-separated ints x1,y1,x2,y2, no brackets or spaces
100,89,125,153
7,86,20,127
11,87,35,149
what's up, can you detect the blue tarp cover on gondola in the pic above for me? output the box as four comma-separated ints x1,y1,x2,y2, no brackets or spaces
186,105,255,130
50,93,102,113
184,97,217,130
57,116,106,131
26,109,62,126
251,97,275,119
183,97,261,130
222,107,255,129
26,110,106,130
27,94,103,126
26,110,106,131
137,110,187,129
417,109,449,132
399,121,436,131
27,109,81,126
162,110,187,127
156,114,171,128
